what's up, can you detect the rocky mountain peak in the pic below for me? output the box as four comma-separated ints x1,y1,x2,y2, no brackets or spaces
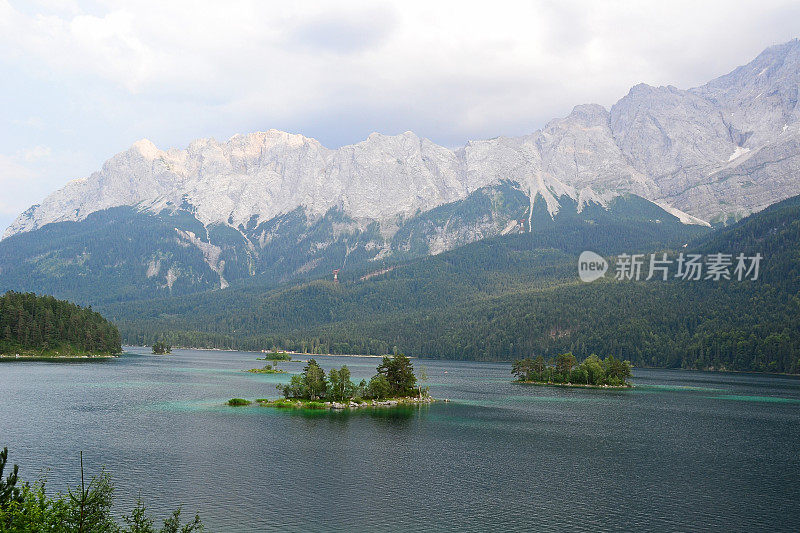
691,39,800,147
7,39,800,239
131,138,160,158
546,103,609,129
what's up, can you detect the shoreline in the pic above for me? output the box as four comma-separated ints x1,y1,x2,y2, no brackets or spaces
120,346,799,378
515,380,633,389
230,396,439,410
123,345,395,358
0,354,119,361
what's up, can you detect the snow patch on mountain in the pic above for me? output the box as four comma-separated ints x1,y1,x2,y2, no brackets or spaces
175,228,229,289
652,202,711,227
728,146,751,161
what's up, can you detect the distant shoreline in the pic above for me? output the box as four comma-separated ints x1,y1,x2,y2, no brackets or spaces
0,354,118,361
123,346,399,358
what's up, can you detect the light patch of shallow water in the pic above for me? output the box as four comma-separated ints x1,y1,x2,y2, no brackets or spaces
707,394,800,404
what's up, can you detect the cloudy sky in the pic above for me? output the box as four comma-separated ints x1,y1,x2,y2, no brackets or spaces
1,0,798,231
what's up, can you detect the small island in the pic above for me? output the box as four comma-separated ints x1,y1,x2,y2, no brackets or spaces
256,350,293,363
245,364,286,374
512,353,633,388
151,341,172,355
229,354,433,409
0,291,121,359
245,350,292,373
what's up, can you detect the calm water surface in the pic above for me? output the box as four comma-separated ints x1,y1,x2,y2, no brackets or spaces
1,348,799,532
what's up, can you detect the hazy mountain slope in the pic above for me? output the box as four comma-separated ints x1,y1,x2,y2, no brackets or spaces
612,39,800,221
5,126,661,239
0,178,704,305
111,193,800,373
105,198,711,344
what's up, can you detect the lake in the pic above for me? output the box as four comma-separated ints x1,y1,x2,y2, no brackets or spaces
1,348,799,531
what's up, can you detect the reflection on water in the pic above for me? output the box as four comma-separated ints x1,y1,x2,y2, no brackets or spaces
1,348,799,532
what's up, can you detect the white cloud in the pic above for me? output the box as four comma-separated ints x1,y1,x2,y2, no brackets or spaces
19,145,52,162
0,153,36,218
3,0,797,128
0,147,93,231
12,116,46,129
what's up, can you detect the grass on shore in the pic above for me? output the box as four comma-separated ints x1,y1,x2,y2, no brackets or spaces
245,367,286,374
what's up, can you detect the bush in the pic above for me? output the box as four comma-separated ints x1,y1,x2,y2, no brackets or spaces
270,399,297,408
512,353,632,386
227,398,251,406
258,351,292,361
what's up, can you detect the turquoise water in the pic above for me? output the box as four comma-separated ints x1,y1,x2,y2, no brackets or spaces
1,348,799,531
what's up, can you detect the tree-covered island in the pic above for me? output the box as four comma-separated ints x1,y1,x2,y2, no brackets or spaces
246,350,293,373
245,362,286,374
0,291,121,359
229,354,433,409
151,341,172,355
256,350,293,363
513,353,633,388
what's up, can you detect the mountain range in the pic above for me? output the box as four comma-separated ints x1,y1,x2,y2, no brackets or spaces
2,39,800,304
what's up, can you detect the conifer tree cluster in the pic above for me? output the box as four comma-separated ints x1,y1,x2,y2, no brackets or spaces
512,353,633,386
0,291,121,356
151,341,172,355
277,355,422,402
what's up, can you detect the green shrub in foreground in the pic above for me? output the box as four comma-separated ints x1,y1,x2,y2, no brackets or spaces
0,447,202,532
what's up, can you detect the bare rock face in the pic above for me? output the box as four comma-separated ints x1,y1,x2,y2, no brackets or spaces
691,39,800,148
6,39,800,239
676,127,800,218
609,84,734,182
537,103,656,198
607,40,800,221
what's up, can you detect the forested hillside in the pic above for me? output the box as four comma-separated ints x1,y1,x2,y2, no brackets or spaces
104,193,800,373
0,292,121,356
0,182,708,307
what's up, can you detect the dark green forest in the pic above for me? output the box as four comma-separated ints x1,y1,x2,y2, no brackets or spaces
107,194,800,374
0,292,121,356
